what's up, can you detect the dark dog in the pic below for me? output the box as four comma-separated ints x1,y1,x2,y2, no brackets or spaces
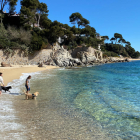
1,86,12,92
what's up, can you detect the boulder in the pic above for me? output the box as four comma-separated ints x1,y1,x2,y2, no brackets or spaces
1,62,12,67
125,58,131,62
109,57,117,62
38,62,43,67
45,59,56,66
73,58,82,65
76,47,103,64
77,51,97,64
51,48,82,67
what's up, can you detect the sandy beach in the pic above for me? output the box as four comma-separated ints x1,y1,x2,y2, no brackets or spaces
129,58,140,61
0,65,59,140
0,65,58,86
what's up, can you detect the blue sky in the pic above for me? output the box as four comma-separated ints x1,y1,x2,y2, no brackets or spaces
4,0,140,51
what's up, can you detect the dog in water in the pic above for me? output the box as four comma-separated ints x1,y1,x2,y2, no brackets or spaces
1,86,12,92
24,91,39,100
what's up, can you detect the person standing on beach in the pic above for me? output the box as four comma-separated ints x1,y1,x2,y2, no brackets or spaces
25,75,31,94
0,72,5,95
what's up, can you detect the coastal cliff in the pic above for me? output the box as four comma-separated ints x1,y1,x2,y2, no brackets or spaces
44,44,130,67
0,43,130,67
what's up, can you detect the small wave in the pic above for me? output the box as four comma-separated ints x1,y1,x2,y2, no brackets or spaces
87,65,93,67
7,71,42,95
58,68,66,70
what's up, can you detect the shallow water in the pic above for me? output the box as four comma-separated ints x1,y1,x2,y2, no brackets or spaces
2,61,140,139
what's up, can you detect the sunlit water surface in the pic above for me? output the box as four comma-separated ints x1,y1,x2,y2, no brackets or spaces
3,61,140,139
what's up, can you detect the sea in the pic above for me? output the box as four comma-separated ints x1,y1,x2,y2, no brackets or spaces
1,61,140,140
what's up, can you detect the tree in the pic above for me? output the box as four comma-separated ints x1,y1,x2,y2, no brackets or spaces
102,36,109,43
0,0,17,23
62,24,71,30
69,12,89,28
90,27,96,38
125,45,135,58
63,29,74,44
102,36,109,40
20,0,39,27
9,0,18,14
87,37,98,48
126,41,131,46
51,20,61,27
35,2,49,27
20,0,39,10
79,18,89,28
48,25,64,43
81,25,96,37
39,15,51,28
70,25,79,34
114,33,123,44
133,51,140,58
31,32,43,50
122,39,126,46
110,37,115,44
0,0,17,13
118,38,126,46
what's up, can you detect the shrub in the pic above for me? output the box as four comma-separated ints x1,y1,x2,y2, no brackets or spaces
103,51,118,57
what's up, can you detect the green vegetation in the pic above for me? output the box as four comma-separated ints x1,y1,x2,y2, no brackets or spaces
0,23,31,56
0,0,139,58
101,33,140,58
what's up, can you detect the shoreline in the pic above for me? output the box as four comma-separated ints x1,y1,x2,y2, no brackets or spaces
0,58,139,86
1,62,136,139
129,58,140,61
0,65,58,86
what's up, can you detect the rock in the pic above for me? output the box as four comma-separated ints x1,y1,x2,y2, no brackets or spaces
50,44,104,67
50,47,82,67
103,57,132,63
73,58,82,65
73,63,77,67
77,51,97,64
76,47,102,64
125,58,131,62
1,62,12,67
38,62,43,67
45,59,56,66
109,57,116,62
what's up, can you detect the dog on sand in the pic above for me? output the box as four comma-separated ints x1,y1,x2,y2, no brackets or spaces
1,86,12,92
24,91,39,100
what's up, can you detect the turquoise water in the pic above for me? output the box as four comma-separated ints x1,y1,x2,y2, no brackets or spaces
13,61,140,139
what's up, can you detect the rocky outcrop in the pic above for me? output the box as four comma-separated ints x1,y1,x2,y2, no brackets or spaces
38,62,43,67
71,46,102,60
0,45,131,67
73,47,102,65
44,44,131,67
1,62,12,67
44,47,82,67
102,57,131,63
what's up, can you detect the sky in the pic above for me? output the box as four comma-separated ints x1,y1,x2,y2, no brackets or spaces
4,0,140,51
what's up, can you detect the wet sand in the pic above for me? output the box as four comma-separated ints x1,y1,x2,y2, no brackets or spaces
0,65,58,140
8,91,115,140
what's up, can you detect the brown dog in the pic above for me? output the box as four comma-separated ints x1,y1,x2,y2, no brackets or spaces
24,91,39,100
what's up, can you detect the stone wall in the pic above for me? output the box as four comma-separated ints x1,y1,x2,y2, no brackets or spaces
0,49,52,65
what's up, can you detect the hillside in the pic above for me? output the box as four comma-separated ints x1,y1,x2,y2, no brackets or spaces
0,0,139,59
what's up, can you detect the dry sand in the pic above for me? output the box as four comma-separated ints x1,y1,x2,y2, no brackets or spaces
129,58,140,61
0,65,58,86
